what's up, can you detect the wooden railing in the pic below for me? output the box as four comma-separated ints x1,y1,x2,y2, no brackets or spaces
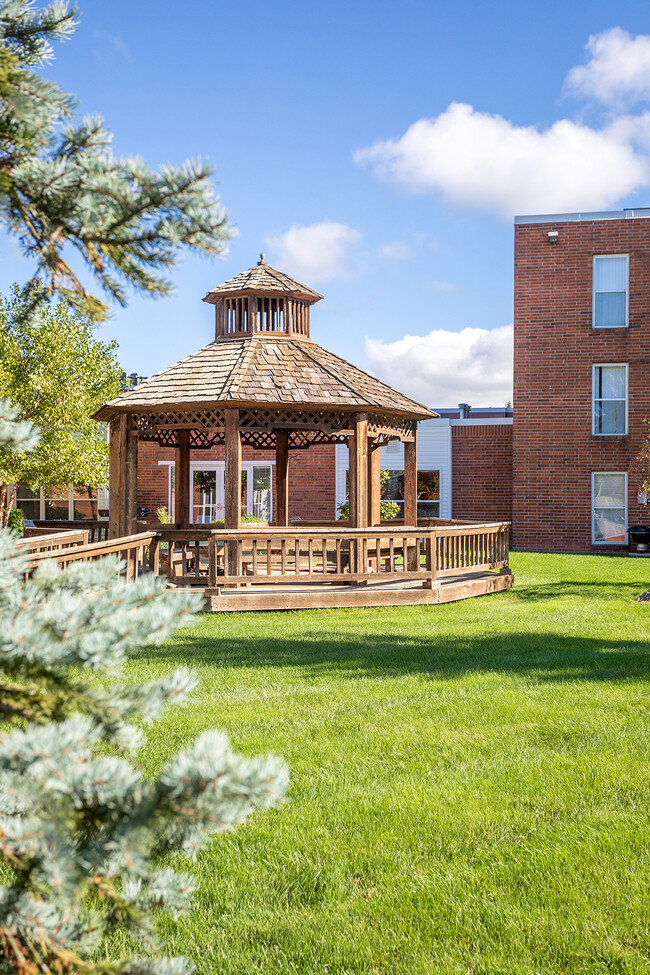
434,522,510,577
19,522,510,592
16,529,90,555
213,527,428,587
27,519,109,542
151,522,510,590
25,532,159,580
156,528,215,586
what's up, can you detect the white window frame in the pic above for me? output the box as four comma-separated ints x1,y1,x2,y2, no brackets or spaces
591,471,627,545
591,363,628,436
161,460,274,523
592,254,629,328
14,484,108,521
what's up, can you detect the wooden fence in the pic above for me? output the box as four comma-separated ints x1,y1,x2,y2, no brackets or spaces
27,520,109,542
17,521,510,592
16,529,90,555
24,532,159,580
156,522,510,589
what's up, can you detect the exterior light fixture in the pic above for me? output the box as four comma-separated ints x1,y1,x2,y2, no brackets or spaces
548,230,559,244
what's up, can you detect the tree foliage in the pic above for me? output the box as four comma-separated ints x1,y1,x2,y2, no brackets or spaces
337,469,402,521
0,400,288,974
0,1,233,323
633,420,650,505
0,287,125,524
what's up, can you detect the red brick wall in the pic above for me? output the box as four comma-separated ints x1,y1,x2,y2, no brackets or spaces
513,216,650,553
135,440,336,525
452,424,513,523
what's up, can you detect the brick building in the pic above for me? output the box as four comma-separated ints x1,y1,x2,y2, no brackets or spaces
513,207,650,553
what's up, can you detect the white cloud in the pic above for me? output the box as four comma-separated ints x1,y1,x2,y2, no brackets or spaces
265,221,360,282
431,280,457,294
366,325,513,407
354,102,649,217
565,28,650,105
381,241,410,260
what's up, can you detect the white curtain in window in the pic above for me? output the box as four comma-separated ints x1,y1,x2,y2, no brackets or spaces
593,473,625,508
594,256,627,291
596,365,626,399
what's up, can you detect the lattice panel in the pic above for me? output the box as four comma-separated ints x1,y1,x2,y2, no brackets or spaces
239,408,353,434
129,408,226,432
191,430,225,449
367,415,416,442
240,430,277,450
137,427,225,449
289,430,349,450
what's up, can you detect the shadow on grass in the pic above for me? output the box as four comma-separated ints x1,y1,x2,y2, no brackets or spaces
511,578,650,601
138,627,650,684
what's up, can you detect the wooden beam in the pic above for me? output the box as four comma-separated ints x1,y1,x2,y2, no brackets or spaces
224,409,241,530
404,430,418,528
368,440,381,526
275,430,289,526
350,413,368,529
108,414,127,539
124,428,139,536
175,428,191,529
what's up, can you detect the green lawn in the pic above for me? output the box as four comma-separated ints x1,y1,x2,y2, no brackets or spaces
121,551,650,974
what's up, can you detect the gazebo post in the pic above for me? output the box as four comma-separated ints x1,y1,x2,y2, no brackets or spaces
404,430,418,526
367,440,381,527
125,427,139,535
349,413,368,529
175,429,191,529
225,409,241,529
108,414,126,539
275,430,289,526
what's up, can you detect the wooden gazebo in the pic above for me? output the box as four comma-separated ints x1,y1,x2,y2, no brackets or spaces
94,257,512,610
96,256,434,537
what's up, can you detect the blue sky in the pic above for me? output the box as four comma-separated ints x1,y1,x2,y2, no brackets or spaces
3,0,650,406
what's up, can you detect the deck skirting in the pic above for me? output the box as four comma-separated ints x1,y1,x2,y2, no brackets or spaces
204,569,514,612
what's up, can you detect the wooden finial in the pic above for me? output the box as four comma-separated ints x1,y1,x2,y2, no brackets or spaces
258,252,266,264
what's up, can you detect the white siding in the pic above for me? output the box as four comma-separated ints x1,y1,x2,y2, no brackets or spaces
416,419,453,519
334,442,348,516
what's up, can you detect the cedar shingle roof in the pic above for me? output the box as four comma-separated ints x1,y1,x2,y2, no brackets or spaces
203,258,322,304
95,336,435,420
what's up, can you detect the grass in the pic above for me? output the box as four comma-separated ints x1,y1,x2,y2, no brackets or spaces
119,551,650,974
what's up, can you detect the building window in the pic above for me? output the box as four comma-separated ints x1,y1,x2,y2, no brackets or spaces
592,364,627,435
14,484,105,521
592,472,627,544
166,462,273,523
15,484,41,520
593,255,628,327
382,469,440,518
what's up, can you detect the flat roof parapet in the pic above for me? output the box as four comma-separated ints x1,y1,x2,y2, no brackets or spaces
514,207,650,225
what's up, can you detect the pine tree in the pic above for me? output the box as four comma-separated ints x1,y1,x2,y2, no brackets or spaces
0,1,233,323
0,400,289,974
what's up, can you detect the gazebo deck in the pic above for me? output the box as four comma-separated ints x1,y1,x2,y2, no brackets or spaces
158,519,513,612
21,519,513,612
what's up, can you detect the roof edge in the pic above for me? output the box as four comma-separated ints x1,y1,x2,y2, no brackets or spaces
514,207,650,225
94,401,436,423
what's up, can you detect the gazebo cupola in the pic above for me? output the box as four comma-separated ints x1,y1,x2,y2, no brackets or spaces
204,254,322,340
